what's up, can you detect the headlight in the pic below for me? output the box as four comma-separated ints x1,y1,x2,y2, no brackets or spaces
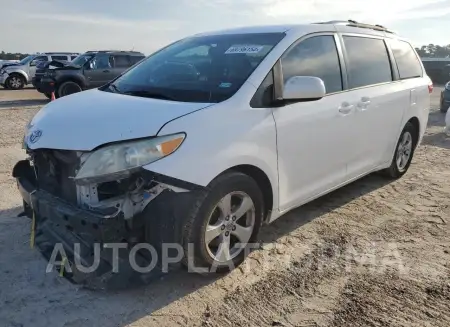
446,82,450,91
74,133,185,183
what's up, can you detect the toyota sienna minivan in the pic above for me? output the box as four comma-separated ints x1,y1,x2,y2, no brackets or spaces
14,20,431,286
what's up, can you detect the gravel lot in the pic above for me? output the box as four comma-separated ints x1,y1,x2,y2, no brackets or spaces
0,88,449,327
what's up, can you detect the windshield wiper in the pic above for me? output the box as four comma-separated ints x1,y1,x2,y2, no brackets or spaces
108,83,121,93
123,90,176,101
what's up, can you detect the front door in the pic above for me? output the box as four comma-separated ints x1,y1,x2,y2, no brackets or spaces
83,54,115,88
28,55,48,81
273,34,352,212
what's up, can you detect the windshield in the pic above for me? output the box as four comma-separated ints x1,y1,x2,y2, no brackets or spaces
104,32,285,103
19,55,36,65
71,54,94,67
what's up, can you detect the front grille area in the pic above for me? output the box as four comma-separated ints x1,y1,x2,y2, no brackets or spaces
32,150,79,204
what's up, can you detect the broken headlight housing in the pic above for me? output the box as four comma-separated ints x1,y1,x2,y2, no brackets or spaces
74,133,185,184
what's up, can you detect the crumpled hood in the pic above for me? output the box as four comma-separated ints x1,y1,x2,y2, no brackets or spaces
1,63,20,70
26,89,213,151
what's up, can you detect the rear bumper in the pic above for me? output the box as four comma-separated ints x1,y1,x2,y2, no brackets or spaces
442,89,450,104
35,77,56,94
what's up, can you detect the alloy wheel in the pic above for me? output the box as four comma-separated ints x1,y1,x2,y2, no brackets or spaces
204,191,255,263
396,131,413,172
9,76,23,89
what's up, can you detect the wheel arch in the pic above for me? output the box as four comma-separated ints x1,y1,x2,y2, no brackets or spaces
406,116,420,147
57,76,85,89
221,164,274,222
7,71,27,82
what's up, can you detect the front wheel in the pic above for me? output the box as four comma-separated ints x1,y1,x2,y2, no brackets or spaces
5,74,25,90
182,171,264,273
382,122,417,179
58,81,82,98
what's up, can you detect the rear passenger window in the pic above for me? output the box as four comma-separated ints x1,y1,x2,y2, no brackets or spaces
71,56,78,61
130,56,145,65
281,35,343,94
113,55,130,68
51,55,67,61
343,36,392,88
389,39,422,79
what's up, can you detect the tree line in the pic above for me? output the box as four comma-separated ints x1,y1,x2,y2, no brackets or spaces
415,44,450,58
0,51,29,60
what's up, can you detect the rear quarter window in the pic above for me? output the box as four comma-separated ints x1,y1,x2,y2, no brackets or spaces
130,56,145,65
389,39,423,79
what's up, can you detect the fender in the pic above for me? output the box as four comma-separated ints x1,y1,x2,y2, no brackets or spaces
55,75,87,89
5,69,28,83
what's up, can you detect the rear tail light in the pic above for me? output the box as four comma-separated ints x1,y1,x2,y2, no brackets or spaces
428,82,433,94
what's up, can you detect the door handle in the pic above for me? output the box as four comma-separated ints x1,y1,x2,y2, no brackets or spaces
103,69,110,73
338,102,354,115
357,97,371,110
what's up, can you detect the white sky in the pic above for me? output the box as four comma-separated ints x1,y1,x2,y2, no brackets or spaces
1,0,449,55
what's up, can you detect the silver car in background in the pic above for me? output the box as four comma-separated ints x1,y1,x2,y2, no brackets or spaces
0,52,79,89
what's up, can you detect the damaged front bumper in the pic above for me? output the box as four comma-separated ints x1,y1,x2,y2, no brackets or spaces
13,159,201,289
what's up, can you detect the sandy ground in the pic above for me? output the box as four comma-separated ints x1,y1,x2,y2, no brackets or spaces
0,88,449,327
0,87,47,109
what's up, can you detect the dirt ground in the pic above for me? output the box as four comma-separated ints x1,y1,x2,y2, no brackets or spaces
0,87,449,327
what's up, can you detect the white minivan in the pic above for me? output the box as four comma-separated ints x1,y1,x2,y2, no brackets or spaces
15,20,431,284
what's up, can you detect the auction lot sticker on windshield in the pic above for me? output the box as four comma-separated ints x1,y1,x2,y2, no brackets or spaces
225,45,264,54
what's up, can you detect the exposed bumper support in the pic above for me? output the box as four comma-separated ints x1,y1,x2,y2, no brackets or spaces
13,160,202,289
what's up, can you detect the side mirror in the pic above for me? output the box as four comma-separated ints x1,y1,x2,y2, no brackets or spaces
30,61,36,67
283,76,326,101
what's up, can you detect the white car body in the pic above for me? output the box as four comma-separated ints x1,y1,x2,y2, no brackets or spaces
25,23,430,224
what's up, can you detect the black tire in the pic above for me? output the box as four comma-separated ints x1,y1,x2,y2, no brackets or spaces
180,171,264,273
440,99,449,113
382,122,417,179
58,81,82,98
5,74,25,90
44,93,52,99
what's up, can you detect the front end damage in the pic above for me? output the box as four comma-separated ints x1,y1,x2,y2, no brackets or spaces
13,149,199,289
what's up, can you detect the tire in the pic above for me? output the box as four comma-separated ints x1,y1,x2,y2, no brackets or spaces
440,99,449,113
5,74,25,90
180,171,264,273
44,93,52,99
382,122,417,179
58,81,82,98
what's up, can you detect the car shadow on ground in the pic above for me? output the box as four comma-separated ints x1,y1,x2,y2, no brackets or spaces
427,110,446,128
0,99,49,108
422,132,450,150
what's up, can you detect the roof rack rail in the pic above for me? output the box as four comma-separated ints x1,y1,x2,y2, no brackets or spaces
85,50,143,54
314,19,395,34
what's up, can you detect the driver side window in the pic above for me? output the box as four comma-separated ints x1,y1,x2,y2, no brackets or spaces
89,54,112,70
30,55,48,66
281,35,343,94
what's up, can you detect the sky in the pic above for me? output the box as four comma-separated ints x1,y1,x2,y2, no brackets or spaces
2,0,450,55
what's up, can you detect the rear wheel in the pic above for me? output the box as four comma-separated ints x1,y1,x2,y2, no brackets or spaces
44,93,52,99
383,122,417,179
440,98,449,113
58,81,82,98
182,172,264,273
6,74,25,90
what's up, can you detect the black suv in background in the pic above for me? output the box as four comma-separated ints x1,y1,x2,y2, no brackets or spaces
37,50,145,98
